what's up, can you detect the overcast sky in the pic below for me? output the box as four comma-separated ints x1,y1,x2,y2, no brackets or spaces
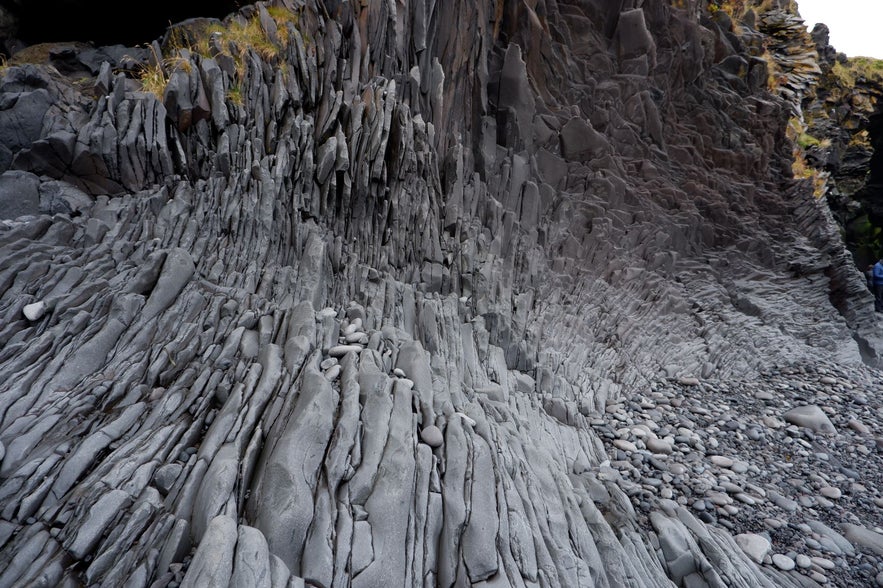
795,0,883,58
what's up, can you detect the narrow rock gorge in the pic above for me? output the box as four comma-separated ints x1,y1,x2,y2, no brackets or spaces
0,0,881,586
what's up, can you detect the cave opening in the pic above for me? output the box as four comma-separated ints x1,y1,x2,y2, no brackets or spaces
2,0,252,50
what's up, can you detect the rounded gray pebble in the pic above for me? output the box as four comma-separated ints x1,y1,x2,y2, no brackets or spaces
771,553,795,571
420,425,444,448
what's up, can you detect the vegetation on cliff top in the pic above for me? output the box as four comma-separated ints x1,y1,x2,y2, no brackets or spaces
134,5,302,103
830,57,883,89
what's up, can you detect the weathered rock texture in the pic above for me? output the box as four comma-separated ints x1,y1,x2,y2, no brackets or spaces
792,21,883,267
0,0,880,586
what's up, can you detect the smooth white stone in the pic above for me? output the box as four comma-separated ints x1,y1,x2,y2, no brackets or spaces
772,554,795,571
23,301,47,321
345,332,369,344
764,518,786,529
613,439,638,453
646,438,673,454
720,482,742,494
735,493,756,505
819,486,841,499
668,463,687,475
710,455,734,468
811,557,835,570
631,426,650,438
420,425,443,448
735,533,771,564
705,491,732,506
816,496,834,508
763,416,786,429
731,460,749,474
745,483,766,497
782,405,836,435
328,344,363,357
795,554,812,568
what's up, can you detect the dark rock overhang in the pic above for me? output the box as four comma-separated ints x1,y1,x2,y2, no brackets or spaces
0,0,254,53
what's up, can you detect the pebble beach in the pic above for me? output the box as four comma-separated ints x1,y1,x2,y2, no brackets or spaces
595,361,883,586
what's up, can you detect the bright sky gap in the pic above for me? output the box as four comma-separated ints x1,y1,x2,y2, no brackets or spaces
795,0,883,59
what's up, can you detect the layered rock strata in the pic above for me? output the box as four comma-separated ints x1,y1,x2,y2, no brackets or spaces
0,1,881,587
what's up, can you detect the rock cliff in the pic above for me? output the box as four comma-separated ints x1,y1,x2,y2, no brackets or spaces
0,0,881,587
793,23,883,268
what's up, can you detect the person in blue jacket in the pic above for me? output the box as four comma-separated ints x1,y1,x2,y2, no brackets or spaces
874,258,883,312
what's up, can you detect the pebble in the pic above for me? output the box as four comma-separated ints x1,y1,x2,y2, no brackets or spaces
668,463,687,475
848,419,870,435
735,493,756,505
735,533,771,564
613,439,638,453
344,332,369,344
592,362,883,588
706,492,732,506
819,486,841,499
22,300,47,321
420,425,443,448
709,455,733,468
730,460,749,474
329,344,363,357
771,553,795,571
646,438,673,454
795,554,812,568
811,556,836,570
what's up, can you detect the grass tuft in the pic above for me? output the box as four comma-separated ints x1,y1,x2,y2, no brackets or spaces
130,6,303,102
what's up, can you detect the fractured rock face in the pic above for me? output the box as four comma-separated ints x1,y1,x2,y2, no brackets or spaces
0,1,880,587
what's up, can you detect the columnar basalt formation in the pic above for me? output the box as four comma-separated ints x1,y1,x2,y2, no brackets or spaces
0,1,881,587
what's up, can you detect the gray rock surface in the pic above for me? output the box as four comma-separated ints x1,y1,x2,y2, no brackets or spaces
0,1,880,588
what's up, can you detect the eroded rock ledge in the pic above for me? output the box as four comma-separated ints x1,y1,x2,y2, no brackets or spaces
0,0,881,586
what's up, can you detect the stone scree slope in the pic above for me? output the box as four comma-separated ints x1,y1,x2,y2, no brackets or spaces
0,1,881,587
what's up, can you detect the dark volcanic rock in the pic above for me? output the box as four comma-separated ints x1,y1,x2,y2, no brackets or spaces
0,1,880,587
